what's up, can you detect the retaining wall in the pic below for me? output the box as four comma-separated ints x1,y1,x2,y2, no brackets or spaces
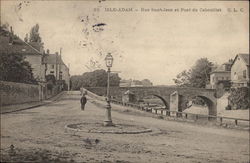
0,80,40,106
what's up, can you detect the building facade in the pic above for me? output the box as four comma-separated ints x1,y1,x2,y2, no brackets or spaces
44,52,70,90
231,54,249,88
209,62,231,89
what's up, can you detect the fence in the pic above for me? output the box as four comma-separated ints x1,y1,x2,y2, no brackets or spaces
111,99,249,128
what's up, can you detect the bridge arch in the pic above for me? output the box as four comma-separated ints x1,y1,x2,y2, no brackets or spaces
152,94,169,110
141,94,169,110
184,95,217,116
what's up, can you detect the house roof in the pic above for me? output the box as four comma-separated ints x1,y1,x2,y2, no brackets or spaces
43,54,68,69
210,64,230,74
232,53,249,66
0,28,41,55
239,54,249,65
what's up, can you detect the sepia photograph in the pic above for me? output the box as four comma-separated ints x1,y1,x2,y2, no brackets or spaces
0,0,249,162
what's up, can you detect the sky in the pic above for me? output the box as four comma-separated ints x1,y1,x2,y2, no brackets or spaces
1,0,249,85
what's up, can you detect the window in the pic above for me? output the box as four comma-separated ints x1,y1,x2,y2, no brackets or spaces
50,71,54,74
243,70,246,79
222,77,224,80
51,64,54,69
59,72,62,80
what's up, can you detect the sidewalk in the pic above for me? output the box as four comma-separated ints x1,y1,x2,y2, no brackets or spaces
0,91,65,114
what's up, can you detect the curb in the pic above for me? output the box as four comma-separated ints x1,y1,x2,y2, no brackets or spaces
64,124,152,134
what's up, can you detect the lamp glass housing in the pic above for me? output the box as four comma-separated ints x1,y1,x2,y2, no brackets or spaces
105,53,113,68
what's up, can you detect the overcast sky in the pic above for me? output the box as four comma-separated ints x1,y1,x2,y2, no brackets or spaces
1,1,249,85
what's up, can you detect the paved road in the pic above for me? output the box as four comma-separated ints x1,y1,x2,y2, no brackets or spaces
1,92,249,163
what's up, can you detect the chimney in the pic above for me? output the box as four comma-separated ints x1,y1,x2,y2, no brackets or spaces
55,52,58,80
60,47,62,56
10,26,13,34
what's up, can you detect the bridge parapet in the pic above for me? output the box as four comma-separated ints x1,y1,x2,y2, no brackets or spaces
85,86,217,116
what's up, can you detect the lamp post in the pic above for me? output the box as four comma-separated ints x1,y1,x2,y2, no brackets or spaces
104,53,114,126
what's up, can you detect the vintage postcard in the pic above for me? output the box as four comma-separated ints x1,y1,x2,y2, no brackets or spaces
0,0,249,162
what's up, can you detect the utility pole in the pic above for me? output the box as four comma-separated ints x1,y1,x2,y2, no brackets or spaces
59,48,62,80
55,52,58,80
68,63,70,91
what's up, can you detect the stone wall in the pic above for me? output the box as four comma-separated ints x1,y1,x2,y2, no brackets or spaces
85,86,217,115
81,88,105,101
86,86,215,102
0,80,40,106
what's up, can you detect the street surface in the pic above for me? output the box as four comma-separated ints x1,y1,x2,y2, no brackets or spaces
1,91,249,163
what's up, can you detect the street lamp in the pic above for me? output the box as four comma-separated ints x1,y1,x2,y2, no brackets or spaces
104,53,113,126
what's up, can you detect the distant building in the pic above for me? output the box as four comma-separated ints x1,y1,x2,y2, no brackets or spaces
131,80,143,87
119,79,153,87
43,52,70,90
141,79,153,87
0,27,46,82
230,53,249,88
209,62,232,89
119,79,132,87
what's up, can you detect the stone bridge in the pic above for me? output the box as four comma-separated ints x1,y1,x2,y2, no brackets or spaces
86,87,217,116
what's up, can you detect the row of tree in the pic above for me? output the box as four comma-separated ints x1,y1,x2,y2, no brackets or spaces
70,58,212,90
173,58,213,88
70,69,121,90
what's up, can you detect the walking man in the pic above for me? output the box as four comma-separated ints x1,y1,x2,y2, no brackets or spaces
80,93,87,111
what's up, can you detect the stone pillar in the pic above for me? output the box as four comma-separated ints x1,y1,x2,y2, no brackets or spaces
208,101,217,116
170,91,179,112
122,90,136,104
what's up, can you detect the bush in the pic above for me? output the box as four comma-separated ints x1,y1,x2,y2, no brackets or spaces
225,105,232,110
228,87,250,110
0,52,37,84
192,97,206,106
